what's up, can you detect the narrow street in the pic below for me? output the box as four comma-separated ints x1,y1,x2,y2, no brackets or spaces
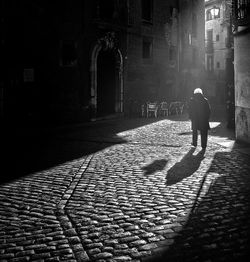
1,114,250,261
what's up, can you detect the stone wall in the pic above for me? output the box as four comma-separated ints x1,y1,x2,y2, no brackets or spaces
2,0,205,124
234,28,250,143
178,0,205,100
124,0,179,116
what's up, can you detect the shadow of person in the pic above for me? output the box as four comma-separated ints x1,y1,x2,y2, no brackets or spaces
156,150,250,262
142,159,168,175
166,148,205,186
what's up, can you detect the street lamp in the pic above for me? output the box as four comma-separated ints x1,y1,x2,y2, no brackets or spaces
211,5,220,18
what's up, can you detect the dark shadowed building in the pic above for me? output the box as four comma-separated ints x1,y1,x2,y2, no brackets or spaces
0,0,205,125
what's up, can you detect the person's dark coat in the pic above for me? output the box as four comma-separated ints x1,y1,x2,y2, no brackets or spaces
188,93,211,131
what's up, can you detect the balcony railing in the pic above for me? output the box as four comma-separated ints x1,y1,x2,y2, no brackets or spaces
233,0,250,26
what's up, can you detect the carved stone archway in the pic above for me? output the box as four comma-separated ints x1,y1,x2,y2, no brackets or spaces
90,32,123,120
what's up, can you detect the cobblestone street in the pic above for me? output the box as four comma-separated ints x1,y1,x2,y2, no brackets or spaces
1,115,250,261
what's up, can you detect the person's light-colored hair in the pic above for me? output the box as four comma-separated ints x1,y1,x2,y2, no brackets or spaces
194,88,203,94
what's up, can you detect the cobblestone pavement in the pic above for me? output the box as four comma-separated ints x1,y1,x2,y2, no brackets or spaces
1,116,250,261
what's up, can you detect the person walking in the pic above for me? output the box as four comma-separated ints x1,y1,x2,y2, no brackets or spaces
188,88,211,150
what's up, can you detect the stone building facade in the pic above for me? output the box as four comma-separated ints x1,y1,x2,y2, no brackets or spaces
204,0,234,104
1,0,128,124
124,0,180,116
177,0,206,100
233,0,250,143
1,0,205,125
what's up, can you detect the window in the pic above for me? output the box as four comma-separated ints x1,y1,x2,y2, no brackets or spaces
206,29,213,53
206,9,212,21
142,38,152,59
141,0,153,23
207,29,213,41
216,62,220,68
216,34,220,41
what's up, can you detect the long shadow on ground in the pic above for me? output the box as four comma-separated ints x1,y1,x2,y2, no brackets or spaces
166,148,205,185
1,118,160,184
150,149,250,261
142,159,168,175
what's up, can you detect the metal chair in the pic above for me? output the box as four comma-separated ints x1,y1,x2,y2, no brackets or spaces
159,102,169,117
146,102,158,118
169,101,184,115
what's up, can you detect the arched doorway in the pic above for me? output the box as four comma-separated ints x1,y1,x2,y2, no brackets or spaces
97,49,116,116
90,32,123,120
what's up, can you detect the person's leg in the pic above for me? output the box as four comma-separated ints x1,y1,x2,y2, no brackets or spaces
200,129,208,149
192,129,198,147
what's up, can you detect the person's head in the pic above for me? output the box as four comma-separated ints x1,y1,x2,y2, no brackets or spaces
193,88,203,95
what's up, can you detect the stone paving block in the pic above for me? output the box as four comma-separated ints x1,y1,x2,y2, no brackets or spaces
1,118,250,261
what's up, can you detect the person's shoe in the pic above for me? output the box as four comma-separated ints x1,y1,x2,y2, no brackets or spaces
191,143,197,147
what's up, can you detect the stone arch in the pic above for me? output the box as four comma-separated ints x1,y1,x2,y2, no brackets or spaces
90,33,123,120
